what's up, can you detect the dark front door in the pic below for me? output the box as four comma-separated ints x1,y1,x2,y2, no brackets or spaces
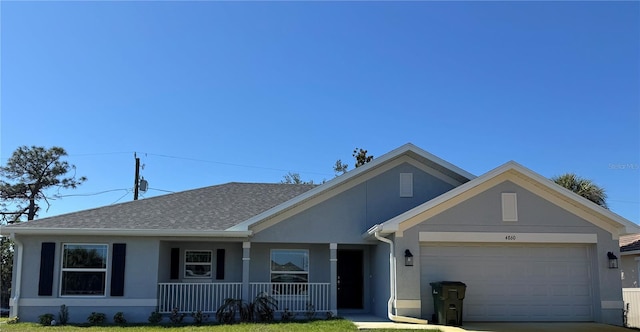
337,249,363,309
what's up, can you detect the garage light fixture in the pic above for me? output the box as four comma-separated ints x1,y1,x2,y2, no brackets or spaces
607,252,618,269
404,249,414,266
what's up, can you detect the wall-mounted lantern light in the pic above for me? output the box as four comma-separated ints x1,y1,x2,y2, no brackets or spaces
404,249,414,266
607,252,619,269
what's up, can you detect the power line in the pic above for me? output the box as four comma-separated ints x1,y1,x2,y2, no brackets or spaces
69,151,135,157
111,190,132,205
143,152,332,177
148,188,175,193
56,189,130,198
64,150,334,177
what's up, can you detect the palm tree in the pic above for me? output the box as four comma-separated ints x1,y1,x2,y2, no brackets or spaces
552,173,608,209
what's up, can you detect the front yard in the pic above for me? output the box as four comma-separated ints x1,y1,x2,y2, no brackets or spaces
0,318,441,331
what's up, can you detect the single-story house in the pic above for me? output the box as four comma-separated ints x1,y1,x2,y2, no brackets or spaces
620,234,640,288
1,143,638,325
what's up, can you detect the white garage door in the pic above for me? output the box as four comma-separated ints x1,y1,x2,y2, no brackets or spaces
420,243,593,322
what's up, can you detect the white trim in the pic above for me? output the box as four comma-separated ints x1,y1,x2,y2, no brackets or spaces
394,299,421,309
9,234,23,318
228,143,475,232
183,250,213,279
329,243,338,250
270,249,310,282
243,242,251,249
60,243,109,297
375,161,640,237
601,300,624,309
419,232,598,244
621,250,640,256
19,298,157,307
0,227,252,237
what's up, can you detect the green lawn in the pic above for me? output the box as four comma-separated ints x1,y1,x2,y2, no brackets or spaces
0,318,441,332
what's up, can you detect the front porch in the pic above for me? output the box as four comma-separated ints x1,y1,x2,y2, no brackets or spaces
157,241,375,316
158,282,331,314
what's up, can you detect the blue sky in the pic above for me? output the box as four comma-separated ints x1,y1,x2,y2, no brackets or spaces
1,1,638,224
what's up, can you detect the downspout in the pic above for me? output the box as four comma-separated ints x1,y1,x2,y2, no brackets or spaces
373,226,428,324
9,233,23,318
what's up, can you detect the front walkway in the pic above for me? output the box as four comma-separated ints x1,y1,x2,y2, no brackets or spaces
344,315,633,331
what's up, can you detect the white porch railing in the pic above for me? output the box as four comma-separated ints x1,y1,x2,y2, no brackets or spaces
158,282,242,313
249,282,330,313
624,288,640,328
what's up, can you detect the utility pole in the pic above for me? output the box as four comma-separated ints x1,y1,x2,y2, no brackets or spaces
133,153,140,200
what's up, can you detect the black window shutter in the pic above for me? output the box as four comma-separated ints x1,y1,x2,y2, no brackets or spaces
216,249,225,280
110,243,126,296
38,242,56,296
170,248,180,280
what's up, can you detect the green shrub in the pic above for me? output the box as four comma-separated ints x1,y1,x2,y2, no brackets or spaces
169,307,185,324
87,312,106,325
216,298,245,324
252,292,278,322
58,304,69,325
38,313,55,326
326,311,336,319
304,303,316,320
114,311,127,325
191,310,209,325
148,311,163,324
281,308,295,322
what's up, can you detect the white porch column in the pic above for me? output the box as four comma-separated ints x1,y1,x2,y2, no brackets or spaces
330,243,338,315
242,242,251,302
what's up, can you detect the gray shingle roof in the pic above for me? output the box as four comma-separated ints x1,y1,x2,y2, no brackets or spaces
3,183,316,231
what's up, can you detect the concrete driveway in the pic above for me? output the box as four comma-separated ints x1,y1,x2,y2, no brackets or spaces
345,315,634,331
461,322,633,332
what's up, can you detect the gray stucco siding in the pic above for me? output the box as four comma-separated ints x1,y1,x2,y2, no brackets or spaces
252,163,456,244
251,186,368,244
364,163,455,229
395,180,623,325
15,235,159,299
416,181,613,231
621,255,639,288
157,241,243,283
17,305,155,325
369,241,391,318
249,243,330,282
14,235,160,323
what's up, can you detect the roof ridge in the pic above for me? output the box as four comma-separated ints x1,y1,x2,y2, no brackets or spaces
8,182,315,223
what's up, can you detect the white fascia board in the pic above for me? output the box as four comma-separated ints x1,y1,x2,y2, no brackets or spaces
377,160,640,236
508,161,640,233
0,227,251,238
621,250,640,256
377,161,516,234
362,224,383,239
403,143,477,181
229,143,476,231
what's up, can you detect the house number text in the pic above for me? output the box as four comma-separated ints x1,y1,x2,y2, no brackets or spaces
505,235,517,241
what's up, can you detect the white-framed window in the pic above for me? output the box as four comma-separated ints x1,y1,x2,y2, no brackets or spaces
271,249,309,295
184,250,212,278
60,244,108,296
